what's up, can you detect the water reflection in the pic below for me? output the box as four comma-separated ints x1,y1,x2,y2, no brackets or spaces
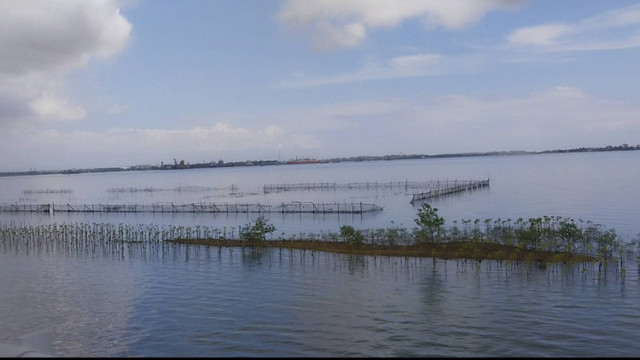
0,251,143,356
422,260,445,308
346,254,367,274
241,247,265,266
1,229,639,356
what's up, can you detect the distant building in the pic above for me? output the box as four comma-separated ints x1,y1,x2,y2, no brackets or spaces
129,165,154,171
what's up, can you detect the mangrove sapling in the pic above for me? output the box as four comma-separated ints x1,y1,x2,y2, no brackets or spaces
557,218,582,255
339,225,365,247
581,221,603,257
240,216,276,242
386,227,411,247
616,241,635,272
449,220,461,242
631,236,640,272
596,228,619,264
471,218,483,242
500,219,515,246
487,218,499,242
461,219,472,240
0,216,628,264
515,218,543,250
414,203,445,243
541,216,556,244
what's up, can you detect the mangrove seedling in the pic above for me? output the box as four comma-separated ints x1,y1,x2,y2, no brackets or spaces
415,203,445,243
240,216,276,242
340,225,365,247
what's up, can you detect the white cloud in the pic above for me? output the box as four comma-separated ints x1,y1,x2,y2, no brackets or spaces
0,122,320,169
29,90,87,121
275,87,640,157
277,52,447,87
0,0,131,123
508,24,571,46
507,4,640,51
276,98,409,133
400,86,639,151
278,0,522,51
97,124,291,155
310,22,367,50
0,0,131,74
107,103,130,115
391,53,442,74
275,52,492,88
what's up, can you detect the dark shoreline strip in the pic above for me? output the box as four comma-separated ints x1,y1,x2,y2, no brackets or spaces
167,238,597,263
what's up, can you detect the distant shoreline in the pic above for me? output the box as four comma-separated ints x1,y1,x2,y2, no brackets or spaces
2,143,638,177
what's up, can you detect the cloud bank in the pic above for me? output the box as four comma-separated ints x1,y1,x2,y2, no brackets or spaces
508,4,640,51
278,0,522,51
2,86,638,171
0,0,131,124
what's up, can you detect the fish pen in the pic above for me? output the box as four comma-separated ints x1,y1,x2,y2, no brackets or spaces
106,185,238,193
0,202,383,215
22,189,73,194
263,180,481,194
410,179,490,204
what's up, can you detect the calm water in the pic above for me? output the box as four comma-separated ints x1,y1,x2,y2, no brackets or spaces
1,151,640,357
1,243,638,357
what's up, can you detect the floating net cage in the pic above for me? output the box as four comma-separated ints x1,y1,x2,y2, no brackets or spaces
0,201,383,214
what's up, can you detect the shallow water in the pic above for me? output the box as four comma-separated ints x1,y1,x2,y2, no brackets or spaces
0,242,637,357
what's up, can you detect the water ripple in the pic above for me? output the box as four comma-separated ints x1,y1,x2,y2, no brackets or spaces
1,245,639,357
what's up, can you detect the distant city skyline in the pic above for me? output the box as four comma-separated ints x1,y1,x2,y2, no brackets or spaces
3,143,637,177
1,0,639,172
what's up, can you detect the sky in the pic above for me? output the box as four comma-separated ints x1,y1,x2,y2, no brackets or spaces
1,0,639,172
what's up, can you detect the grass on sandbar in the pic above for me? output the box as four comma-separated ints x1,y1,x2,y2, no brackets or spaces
168,237,597,263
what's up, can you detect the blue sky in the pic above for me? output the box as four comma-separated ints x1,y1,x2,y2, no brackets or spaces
1,0,639,171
